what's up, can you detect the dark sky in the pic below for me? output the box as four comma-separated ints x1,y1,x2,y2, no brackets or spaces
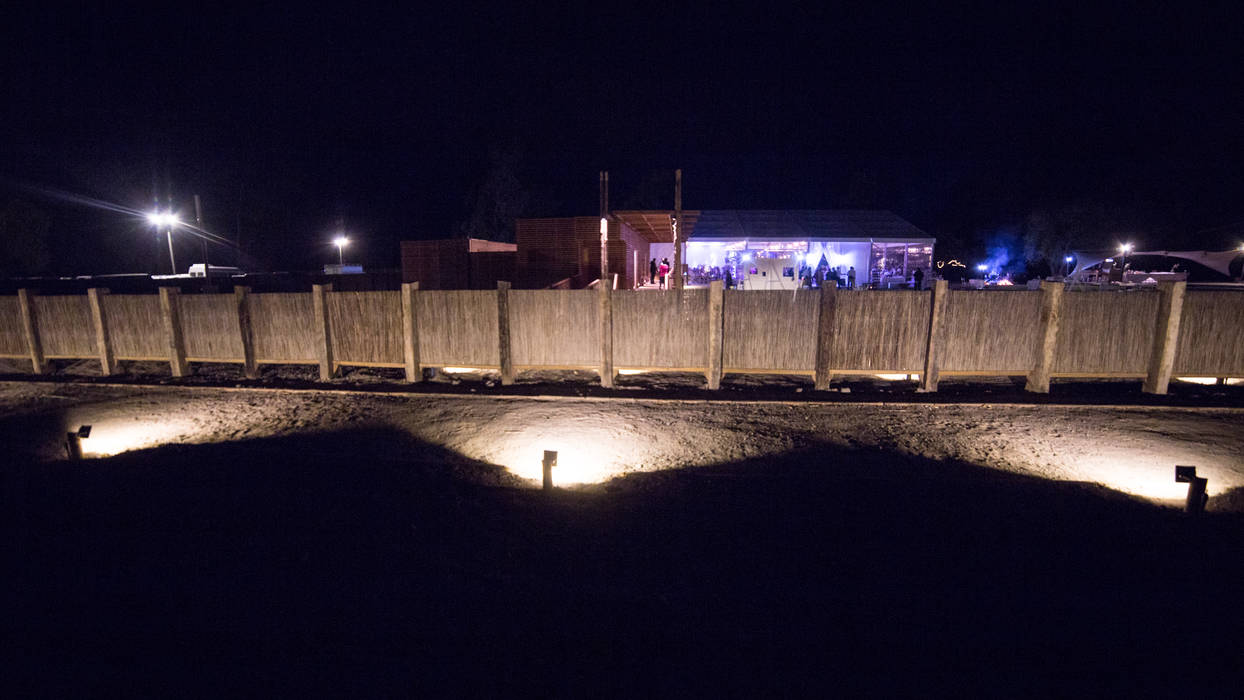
3,3,1243,274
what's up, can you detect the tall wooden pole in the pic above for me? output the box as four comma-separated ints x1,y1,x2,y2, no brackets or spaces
672,169,683,290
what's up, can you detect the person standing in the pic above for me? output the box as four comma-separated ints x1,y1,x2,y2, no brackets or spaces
847,266,856,289
725,267,734,289
649,258,657,286
913,267,924,290
658,258,670,289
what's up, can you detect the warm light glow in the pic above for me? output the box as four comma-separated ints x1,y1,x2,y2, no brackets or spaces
441,367,486,374
72,417,200,457
1176,376,1243,386
618,369,645,375
333,236,349,248
875,373,918,381
600,217,608,236
487,428,628,485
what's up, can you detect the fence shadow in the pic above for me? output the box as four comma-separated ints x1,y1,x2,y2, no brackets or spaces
5,429,1243,696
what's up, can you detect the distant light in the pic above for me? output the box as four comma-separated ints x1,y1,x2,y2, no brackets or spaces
1120,243,1133,253
1064,256,1074,263
805,252,821,266
976,264,988,272
600,217,608,236
742,253,753,261
146,212,179,227
333,236,349,248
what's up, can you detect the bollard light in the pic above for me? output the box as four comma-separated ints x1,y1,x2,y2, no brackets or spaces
1175,465,1208,514
542,450,558,491
65,425,92,460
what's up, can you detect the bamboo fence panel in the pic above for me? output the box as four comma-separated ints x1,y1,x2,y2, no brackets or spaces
940,290,1041,372
328,291,403,365
250,293,317,363
35,295,95,357
0,297,23,355
180,294,243,361
1173,290,1244,375
613,289,709,369
1054,289,1159,374
417,291,499,366
103,295,166,359
831,291,930,372
509,290,598,366
723,290,818,371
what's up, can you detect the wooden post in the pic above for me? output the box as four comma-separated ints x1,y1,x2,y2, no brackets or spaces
706,280,725,389
1143,281,1186,395
158,287,189,377
1025,280,1064,393
234,286,258,379
312,283,335,381
87,288,117,376
17,288,45,375
599,281,614,388
401,282,422,383
672,168,683,291
497,281,514,385
814,285,838,390
919,280,948,392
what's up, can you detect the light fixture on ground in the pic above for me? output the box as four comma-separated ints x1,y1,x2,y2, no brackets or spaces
65,425,92,460
542,450,557,491
1175,465,1208,514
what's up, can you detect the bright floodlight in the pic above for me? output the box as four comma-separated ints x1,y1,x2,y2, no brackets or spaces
1065,256,1074,263
147,212,179,227
1120,243,1133,253
333,236,349,248
977,264,988,272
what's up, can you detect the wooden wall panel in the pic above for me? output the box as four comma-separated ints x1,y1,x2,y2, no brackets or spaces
831,291,930,372
509,290,598,367
723,290,818,371
1173,290,1244,375
0,296,23,355
181,294,244,361
34,295,95,357
1054,290,1159,374
613,290,709,368
416,290,499,366
101,295,165,360
250,293,317,363
940,290,1041,372
328,291,403,365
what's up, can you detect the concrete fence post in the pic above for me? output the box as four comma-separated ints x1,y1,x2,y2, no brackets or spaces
497,281,514,385
599,281,614,388
17,288,46,375
158,287,189,377
234,286,258,379
311,283,335,381
1143,281,1186,395
87,288,117,376
706,280,725,389
1025,280,1064,393
814,285,838,390
401,282,422,383
919,280,949,392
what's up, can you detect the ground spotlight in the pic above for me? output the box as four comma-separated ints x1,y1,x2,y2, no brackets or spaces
1175,465,1208,514
65,425,92,460
542,450,557,491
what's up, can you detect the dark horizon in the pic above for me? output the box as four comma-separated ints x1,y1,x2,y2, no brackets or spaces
3,3,1243,276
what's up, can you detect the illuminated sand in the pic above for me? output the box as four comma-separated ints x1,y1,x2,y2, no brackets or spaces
3,381,1242,508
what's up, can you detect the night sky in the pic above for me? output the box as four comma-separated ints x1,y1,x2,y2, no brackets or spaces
3,3,1242,275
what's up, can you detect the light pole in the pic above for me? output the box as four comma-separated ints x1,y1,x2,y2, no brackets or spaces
1064,255,1074,277
333,236,349,266
1119,243,1133,267
147,212,181,274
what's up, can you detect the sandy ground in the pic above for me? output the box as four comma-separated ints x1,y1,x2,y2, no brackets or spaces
3,377,1242,509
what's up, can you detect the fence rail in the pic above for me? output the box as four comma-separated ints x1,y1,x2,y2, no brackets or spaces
1,281,1241,394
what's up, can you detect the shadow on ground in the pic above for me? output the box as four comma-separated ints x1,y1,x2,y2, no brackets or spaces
4,426,1244,696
